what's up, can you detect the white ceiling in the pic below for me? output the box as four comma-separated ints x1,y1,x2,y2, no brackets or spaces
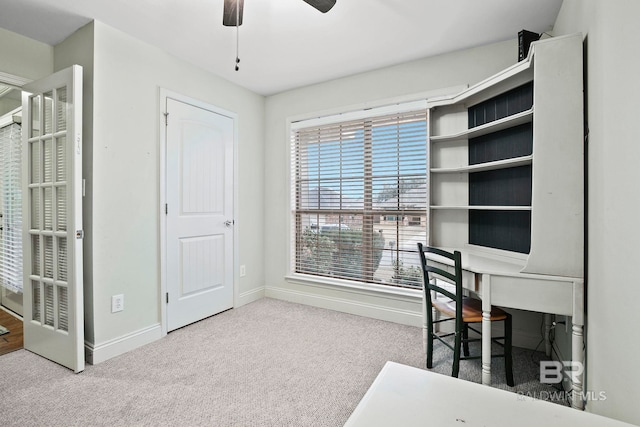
0,0,563,96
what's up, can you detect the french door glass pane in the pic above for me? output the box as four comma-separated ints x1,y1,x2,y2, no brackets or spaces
30,189,40,229
30,141,40,183
43,139,53,182
44,91,53,135
30,95,40,137
58,237,68,282
32,236,40,276
43,235,54,279
58,285,68,332
32,281,41,323
44,283,54,327
56,187,67,231
56,136,66,182
56,87,67,132
43,187,53,230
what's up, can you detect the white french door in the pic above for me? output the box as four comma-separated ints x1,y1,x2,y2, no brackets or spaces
21,65,84,372
164,96,234,332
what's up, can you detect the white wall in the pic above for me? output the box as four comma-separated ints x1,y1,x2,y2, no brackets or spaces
0,27,53,81
54,21,96,344
263,40,547,335
54,21,266,362
553,1,640,424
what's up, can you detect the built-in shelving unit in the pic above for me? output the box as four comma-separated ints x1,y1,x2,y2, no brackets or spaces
427,33,584,278
430,109,533,143
430,155,532,174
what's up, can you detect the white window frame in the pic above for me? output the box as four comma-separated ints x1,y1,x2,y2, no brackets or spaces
286,99,429,296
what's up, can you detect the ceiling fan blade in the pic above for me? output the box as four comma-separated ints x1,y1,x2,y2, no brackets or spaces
302,0,337,13
223,0,244,26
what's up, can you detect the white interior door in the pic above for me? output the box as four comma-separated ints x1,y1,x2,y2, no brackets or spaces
21,65,84,372
165,97,234,332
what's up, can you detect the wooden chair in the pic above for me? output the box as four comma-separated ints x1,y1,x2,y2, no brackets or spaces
417,243,514,386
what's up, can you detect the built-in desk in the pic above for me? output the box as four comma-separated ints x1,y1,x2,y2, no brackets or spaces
344,362,631,427
423,33,586,410
426,247,584,409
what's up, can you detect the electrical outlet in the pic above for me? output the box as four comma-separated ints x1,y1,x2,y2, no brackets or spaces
240,265,246,277
112,294,124,313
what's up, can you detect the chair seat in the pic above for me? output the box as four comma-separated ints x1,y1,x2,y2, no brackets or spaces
432,297,508,323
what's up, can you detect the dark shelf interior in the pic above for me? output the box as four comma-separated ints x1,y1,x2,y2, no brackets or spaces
469,123,533,165
469,165,532,206
468,82,533,128
469,210,531,254
466,82,534,254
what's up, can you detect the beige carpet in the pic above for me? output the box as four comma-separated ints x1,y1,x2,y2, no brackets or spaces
0,298,563,426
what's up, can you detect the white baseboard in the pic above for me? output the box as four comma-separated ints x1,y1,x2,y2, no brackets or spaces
85,323,162,365
266,285,544,350
85,288,264,365
265,285,423,327
237,286,265,307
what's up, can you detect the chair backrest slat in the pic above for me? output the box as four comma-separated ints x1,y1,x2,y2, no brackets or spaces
428,281,457,302
423,265,457,283
417,243,463,322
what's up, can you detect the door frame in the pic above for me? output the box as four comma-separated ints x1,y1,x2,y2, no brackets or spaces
158,88,239,336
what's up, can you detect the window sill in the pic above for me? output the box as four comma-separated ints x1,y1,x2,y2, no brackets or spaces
285,273,422,301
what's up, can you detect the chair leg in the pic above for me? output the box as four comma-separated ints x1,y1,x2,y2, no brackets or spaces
462,323,470,357
505,314,514,387
426,329,434,369
452,331,462,378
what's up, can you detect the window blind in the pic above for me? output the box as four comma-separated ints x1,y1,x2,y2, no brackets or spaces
291,106,427,289
0,122,23,294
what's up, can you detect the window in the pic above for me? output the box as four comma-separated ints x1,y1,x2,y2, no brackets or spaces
290,102,427,289
0,121,23,295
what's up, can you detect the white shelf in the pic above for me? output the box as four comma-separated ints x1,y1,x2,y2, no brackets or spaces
427,59,533,109
430,109,533,142
431,155,533,174
430,205,532,211
427,33,584,278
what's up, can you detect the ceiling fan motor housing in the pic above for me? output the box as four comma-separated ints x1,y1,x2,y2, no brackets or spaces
223,0,336,26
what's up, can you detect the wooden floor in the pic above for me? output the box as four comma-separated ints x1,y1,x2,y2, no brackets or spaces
0,308,23,356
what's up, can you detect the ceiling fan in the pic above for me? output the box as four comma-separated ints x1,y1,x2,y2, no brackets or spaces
223,0,337,26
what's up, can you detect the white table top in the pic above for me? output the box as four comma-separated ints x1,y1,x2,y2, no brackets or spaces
433,246,581,282
344,362,634,427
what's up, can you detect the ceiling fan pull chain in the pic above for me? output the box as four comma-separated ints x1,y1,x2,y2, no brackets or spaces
235,3,240,71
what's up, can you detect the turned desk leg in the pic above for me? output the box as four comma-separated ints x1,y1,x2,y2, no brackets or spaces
544,313,552,357
571,280,585,410
481,274,492,385
571,322,585,410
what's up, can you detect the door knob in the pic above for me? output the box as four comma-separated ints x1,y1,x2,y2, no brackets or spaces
224,220,234,227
